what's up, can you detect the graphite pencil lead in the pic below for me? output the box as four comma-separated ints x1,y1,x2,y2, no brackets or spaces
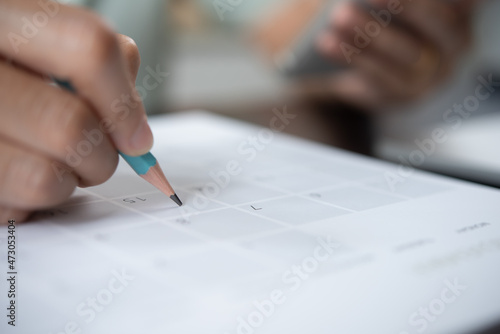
170,194,183,207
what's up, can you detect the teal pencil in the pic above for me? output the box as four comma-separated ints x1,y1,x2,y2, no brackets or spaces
54,79,182,206
120,152,182,206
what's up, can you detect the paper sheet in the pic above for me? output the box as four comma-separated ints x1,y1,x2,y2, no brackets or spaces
1,111,500,334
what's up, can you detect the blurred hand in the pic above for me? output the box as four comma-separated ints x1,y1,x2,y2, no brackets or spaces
312,0,478,110
0,0,152,223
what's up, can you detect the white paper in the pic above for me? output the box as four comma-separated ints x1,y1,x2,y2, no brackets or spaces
1,111,500,334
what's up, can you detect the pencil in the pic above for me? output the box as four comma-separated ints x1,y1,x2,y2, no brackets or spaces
54,79,182,207
120,152,182,206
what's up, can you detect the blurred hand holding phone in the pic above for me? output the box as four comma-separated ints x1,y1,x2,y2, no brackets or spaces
252,0,477,111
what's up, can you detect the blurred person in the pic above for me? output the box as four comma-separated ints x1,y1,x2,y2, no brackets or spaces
253,0,483,155
319,0,477,110
255,0,479,110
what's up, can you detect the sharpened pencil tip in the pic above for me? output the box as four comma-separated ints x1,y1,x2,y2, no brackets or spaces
170,194,183,207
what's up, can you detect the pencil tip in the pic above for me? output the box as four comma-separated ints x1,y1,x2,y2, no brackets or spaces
170,194,183,207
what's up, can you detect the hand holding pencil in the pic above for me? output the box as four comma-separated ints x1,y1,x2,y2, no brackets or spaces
0,1,176,222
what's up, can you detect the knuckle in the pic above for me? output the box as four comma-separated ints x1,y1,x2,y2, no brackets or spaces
4,155,58,208
87,27,119,70
72,16,120,75
23,158,75,208
32,169,74,208
0,145,72,209
50,98,95,155
24,161,57,206
98,155,118,185
83,155,118,187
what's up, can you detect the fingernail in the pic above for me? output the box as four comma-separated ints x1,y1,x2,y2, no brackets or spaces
130,118,154,153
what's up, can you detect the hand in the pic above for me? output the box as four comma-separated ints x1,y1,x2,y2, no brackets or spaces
311,0,477,110
0,0,152,223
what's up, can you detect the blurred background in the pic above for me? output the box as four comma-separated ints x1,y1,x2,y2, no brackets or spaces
67,0,500,187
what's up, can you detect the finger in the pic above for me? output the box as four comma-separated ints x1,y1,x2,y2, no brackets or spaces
318,2,422,67
0,138,78,210
369,0,467,56
0,60,119,187
317,2,441,102
317,30,410,99
14,33,143,98
347,44,439,104
118,34,140,81
317,2,363,65
0,1,153,156
0,207,30,224
0,56,48,81
352,50,440,101
294,50,438,111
